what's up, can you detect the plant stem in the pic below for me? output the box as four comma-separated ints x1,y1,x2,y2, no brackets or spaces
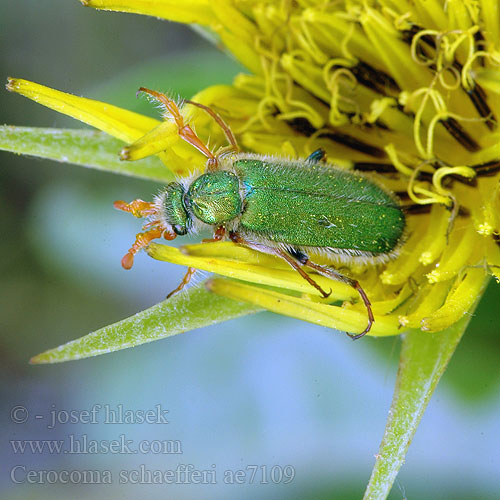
363,280,487,500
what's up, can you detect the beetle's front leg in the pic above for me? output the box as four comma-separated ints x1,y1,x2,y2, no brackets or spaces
137,87,218,167
202,225,226,243
168,227,226,299
185,100,240,167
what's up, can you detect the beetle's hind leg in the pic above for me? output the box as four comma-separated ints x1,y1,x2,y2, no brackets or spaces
276,248,332,299
227,233,331,298
228,233,372,338
302,259,374,339
283,247,373,339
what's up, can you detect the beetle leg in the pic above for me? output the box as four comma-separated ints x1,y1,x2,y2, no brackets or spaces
306,148,326,163
302,260,374,339
166,267,197,299
185,100,239,152
275,250,332,298
138,87,218,166
227,232,331,298
168,227,226,299
202,225,226,243
228,232,372,339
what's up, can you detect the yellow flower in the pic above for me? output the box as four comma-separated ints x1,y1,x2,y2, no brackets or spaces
7,0,500,338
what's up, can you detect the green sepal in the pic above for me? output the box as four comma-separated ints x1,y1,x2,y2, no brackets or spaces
30,284,261,364
0,126,172,183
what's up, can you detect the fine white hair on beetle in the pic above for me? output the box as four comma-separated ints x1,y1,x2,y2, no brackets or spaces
136,88,186,121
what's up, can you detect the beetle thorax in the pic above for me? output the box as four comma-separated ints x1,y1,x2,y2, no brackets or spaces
184,171,242,226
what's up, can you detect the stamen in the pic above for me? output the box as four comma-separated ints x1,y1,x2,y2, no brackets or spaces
439,117,480,152
286,117,386,158
467,85,496,130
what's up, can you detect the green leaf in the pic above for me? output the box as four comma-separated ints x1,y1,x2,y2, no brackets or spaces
363,277,489,500
30,284,261,364
0,125,172,183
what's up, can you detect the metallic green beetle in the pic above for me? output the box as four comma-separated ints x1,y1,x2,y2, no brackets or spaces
115,88,406,339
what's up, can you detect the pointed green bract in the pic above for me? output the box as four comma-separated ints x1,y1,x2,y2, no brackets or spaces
0,126,172,183
30,285,261,364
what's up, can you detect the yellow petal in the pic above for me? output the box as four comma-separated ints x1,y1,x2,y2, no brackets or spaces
212,3,257,43
147,242,357,301
399,281,451,329
280,53,331,103
370,282,414,316
478,0,500,47
216,29,263,74
6,77,158,142
207,278,402,337
81,0,214,25
121,120,207,176
121,121,180,161
412,0,448,32
381,216,428,285
360,8,431,92
426,222,476,283
183,241,290,269
474,69,500,95
418,204,449,265
421,267,489,331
